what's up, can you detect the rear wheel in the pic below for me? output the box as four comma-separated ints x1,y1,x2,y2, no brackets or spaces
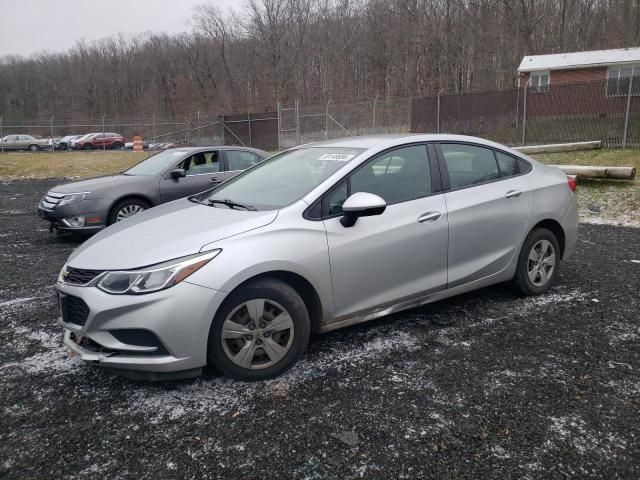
29,144,39,152
513,228,560,295
107,198,150,225
208,279,310,380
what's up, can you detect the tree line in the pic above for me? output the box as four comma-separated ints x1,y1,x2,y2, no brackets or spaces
0,0,638,124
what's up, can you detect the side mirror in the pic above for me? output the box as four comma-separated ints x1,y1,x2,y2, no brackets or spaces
170,168,186,179
340,192,386,228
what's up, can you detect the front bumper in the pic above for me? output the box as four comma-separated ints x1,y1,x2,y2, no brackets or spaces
38,198,110,233
56,279,228,377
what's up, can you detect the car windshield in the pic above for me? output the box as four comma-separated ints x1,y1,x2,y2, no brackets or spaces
124,150,189,176
193,147,364,210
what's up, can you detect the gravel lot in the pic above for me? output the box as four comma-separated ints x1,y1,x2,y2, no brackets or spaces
1,179,639,479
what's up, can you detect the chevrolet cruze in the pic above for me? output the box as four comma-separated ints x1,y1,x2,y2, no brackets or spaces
56,134,578,381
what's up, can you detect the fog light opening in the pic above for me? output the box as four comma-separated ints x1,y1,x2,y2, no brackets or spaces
62,215,85,228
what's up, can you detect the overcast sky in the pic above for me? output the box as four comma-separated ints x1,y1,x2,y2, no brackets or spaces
0,0,242,57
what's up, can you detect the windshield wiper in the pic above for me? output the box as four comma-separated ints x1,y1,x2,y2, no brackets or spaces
207,198,257,211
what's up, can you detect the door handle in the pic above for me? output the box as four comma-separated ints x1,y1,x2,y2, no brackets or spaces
417,211,441,223
505,190,522,198
209,178,222,184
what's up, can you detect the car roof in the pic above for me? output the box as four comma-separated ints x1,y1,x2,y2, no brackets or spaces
164,146,269,155
296,133,514,151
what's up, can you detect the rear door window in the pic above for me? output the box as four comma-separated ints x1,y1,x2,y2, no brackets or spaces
227,151,262,171
440,143,500,189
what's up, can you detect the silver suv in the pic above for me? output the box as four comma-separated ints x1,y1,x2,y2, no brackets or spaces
56,134,578,381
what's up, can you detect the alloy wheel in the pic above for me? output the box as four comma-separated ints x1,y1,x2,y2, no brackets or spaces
221,298,295,370
527,239,556,287
115,204,145,221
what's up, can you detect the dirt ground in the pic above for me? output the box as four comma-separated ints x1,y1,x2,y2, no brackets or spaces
1,180,639,479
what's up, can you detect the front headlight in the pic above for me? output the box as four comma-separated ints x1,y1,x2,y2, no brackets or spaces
58,192,90,206
96,250,221,295
57,263,68,283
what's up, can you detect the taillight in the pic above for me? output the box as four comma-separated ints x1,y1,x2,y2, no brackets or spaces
567,175,577,192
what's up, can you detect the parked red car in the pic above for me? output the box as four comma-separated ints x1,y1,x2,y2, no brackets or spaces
70,133,125,150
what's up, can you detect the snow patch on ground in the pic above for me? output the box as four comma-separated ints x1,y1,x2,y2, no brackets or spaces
120,330,421,422
0,296,38,309
544,415,627,456
0,209,27,215
522,290,586,308
580,213,640,229
0,324,82,376
605,321,640,345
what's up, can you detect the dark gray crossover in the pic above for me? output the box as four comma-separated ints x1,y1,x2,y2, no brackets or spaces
38,146,268,233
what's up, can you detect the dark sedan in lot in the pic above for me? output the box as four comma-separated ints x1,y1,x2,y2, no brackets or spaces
38,146,268,233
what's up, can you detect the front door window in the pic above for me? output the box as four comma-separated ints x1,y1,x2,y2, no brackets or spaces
181,151,220,175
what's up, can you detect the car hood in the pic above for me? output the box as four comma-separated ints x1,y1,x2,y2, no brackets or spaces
51,175,145,195
67,199,278,270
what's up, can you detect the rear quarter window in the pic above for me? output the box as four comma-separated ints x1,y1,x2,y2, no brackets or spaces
495,151,518,177
518,158,533,174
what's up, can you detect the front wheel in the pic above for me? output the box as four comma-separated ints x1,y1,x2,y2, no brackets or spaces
29,144,39,152
208,279,310,380
107,198,150,225
513,228,560,295
111,142,122,150
83,143,93,150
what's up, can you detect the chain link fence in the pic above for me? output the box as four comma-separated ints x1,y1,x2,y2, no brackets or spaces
412,78,640,148
1,78,638,153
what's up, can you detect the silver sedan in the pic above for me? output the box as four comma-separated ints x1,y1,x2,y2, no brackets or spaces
55,134,578,381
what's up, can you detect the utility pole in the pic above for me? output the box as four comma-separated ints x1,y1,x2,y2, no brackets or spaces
372,97,377,130
436,90,443,133
294,99,300,145
521,80,528,146
276,103,281,150
622,74,634,148
325,102,330,140
50,116,55,151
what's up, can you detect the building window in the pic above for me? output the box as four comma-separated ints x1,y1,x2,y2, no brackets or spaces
606,65,640,97
529,70,550,92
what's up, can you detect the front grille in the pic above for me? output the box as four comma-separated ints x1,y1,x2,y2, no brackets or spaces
40,191,65,210
61,295,90,327
65,267,104,285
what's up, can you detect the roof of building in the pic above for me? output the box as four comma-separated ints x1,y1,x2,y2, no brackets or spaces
518,47,640,72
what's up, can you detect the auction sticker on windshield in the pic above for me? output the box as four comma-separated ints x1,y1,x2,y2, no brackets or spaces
318,153,356,161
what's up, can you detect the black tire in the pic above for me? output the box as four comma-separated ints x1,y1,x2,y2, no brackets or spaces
111,142,122,150
513,227,561,296
28,144,39,152
83,143,93,150
107,197,151,225
208,278,310,381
